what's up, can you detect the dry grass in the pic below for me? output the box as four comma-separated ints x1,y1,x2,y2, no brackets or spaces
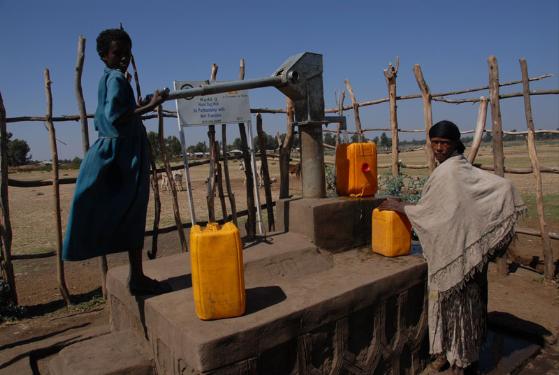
8,158,295,255
7,141,558,255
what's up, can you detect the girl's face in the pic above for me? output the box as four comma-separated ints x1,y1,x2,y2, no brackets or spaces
102,40,131,73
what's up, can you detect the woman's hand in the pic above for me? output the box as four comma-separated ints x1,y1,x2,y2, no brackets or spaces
377,197,409,215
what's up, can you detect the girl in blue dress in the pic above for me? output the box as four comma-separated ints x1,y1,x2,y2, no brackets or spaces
63,29,170,295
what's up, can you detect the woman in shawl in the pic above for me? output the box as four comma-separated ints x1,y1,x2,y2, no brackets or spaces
379,120,525,374
63,29,170,295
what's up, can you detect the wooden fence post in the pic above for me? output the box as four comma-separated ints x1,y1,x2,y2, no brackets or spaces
206,64,221,222
279,98,295,199
207,126,217,222
520,58,555,280
237,59,257,238
221,124,238,225
256,114,275,231
467,97,488,164
74,35,109,297
384,58,400,177
147,146,161,260
44,69,72,306
208,64,228,221
488,56,508,276
336,91,345,146
413,64,436,172
127,48,162,260
344,80,363,141
488,56,506,177
157,106,187,252
75,36,90,152
130,54,143,104
0,92,17,305
215,140,228,221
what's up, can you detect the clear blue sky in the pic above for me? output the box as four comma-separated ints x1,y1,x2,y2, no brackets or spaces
1,0,558,161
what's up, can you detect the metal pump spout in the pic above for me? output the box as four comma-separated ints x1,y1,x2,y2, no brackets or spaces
166,52,328,198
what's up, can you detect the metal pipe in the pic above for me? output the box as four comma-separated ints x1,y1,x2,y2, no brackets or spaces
300,124,326,198
167,76,287,101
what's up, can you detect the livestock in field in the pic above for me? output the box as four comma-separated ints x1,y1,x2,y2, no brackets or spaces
239,160,264,187
158,170,184,192
288,162,301,178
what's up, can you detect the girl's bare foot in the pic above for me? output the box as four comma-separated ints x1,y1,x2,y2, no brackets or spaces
128,276,172,296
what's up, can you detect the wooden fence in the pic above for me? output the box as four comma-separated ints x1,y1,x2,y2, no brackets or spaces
1,36,558,307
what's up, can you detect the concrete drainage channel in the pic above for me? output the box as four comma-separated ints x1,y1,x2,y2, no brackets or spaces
479,328,542,374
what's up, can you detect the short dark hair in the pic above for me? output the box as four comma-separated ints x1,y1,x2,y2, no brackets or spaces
96,29,132,58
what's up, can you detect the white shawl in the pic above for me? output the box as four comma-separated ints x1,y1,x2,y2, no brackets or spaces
404,154,526,358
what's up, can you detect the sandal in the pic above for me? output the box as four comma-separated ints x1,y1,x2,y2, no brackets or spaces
430,354,449,372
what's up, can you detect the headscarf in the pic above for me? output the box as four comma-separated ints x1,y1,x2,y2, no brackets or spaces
429,120,465,154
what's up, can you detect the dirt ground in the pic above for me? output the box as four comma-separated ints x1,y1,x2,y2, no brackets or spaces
1,142,558,373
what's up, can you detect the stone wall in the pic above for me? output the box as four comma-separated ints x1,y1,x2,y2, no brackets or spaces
153,280,428,375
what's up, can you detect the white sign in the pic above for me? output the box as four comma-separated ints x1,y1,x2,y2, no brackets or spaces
174,80,252,126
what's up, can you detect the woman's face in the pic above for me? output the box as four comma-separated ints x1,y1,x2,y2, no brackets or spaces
102,40,131,73
431,137,456,163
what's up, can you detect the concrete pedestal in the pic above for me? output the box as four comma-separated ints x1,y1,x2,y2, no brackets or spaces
276,197,383,251
107,231,428,374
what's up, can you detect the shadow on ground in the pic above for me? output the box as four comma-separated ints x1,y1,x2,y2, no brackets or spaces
480,312,551,374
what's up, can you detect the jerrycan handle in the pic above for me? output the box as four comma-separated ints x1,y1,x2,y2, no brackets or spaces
205,222,220,232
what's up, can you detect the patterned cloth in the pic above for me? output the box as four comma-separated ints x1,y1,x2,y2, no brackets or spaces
405,154,525,367
62,68,150,261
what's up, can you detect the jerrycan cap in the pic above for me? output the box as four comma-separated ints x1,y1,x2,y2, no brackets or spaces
361,162,371,173
205,222,220,232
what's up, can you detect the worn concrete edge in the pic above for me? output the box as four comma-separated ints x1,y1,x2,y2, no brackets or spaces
146,257,427,372
106,232,321,326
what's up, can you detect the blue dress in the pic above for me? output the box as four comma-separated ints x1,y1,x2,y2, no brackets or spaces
62,68,150,261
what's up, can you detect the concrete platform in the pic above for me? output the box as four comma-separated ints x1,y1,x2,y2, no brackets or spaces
107,231,428,374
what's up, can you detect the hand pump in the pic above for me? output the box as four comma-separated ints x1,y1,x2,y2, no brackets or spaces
166,52,344,198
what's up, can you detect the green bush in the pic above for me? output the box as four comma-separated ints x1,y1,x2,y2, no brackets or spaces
378,174,427,204
325,164,337,197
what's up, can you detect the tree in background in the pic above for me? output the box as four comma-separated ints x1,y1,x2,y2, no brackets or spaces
252,131,277,152
231,137,243,151
147,131,160,160
166,136,182,157
186,141,208,154
350,133,369,143
70,157,82,169
379,132,391,148
7,132,31,166
147,131,184,161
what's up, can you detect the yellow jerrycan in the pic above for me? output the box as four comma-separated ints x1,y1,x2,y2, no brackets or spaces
189,222,246,320
371,208,412,257
336,142,378,197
